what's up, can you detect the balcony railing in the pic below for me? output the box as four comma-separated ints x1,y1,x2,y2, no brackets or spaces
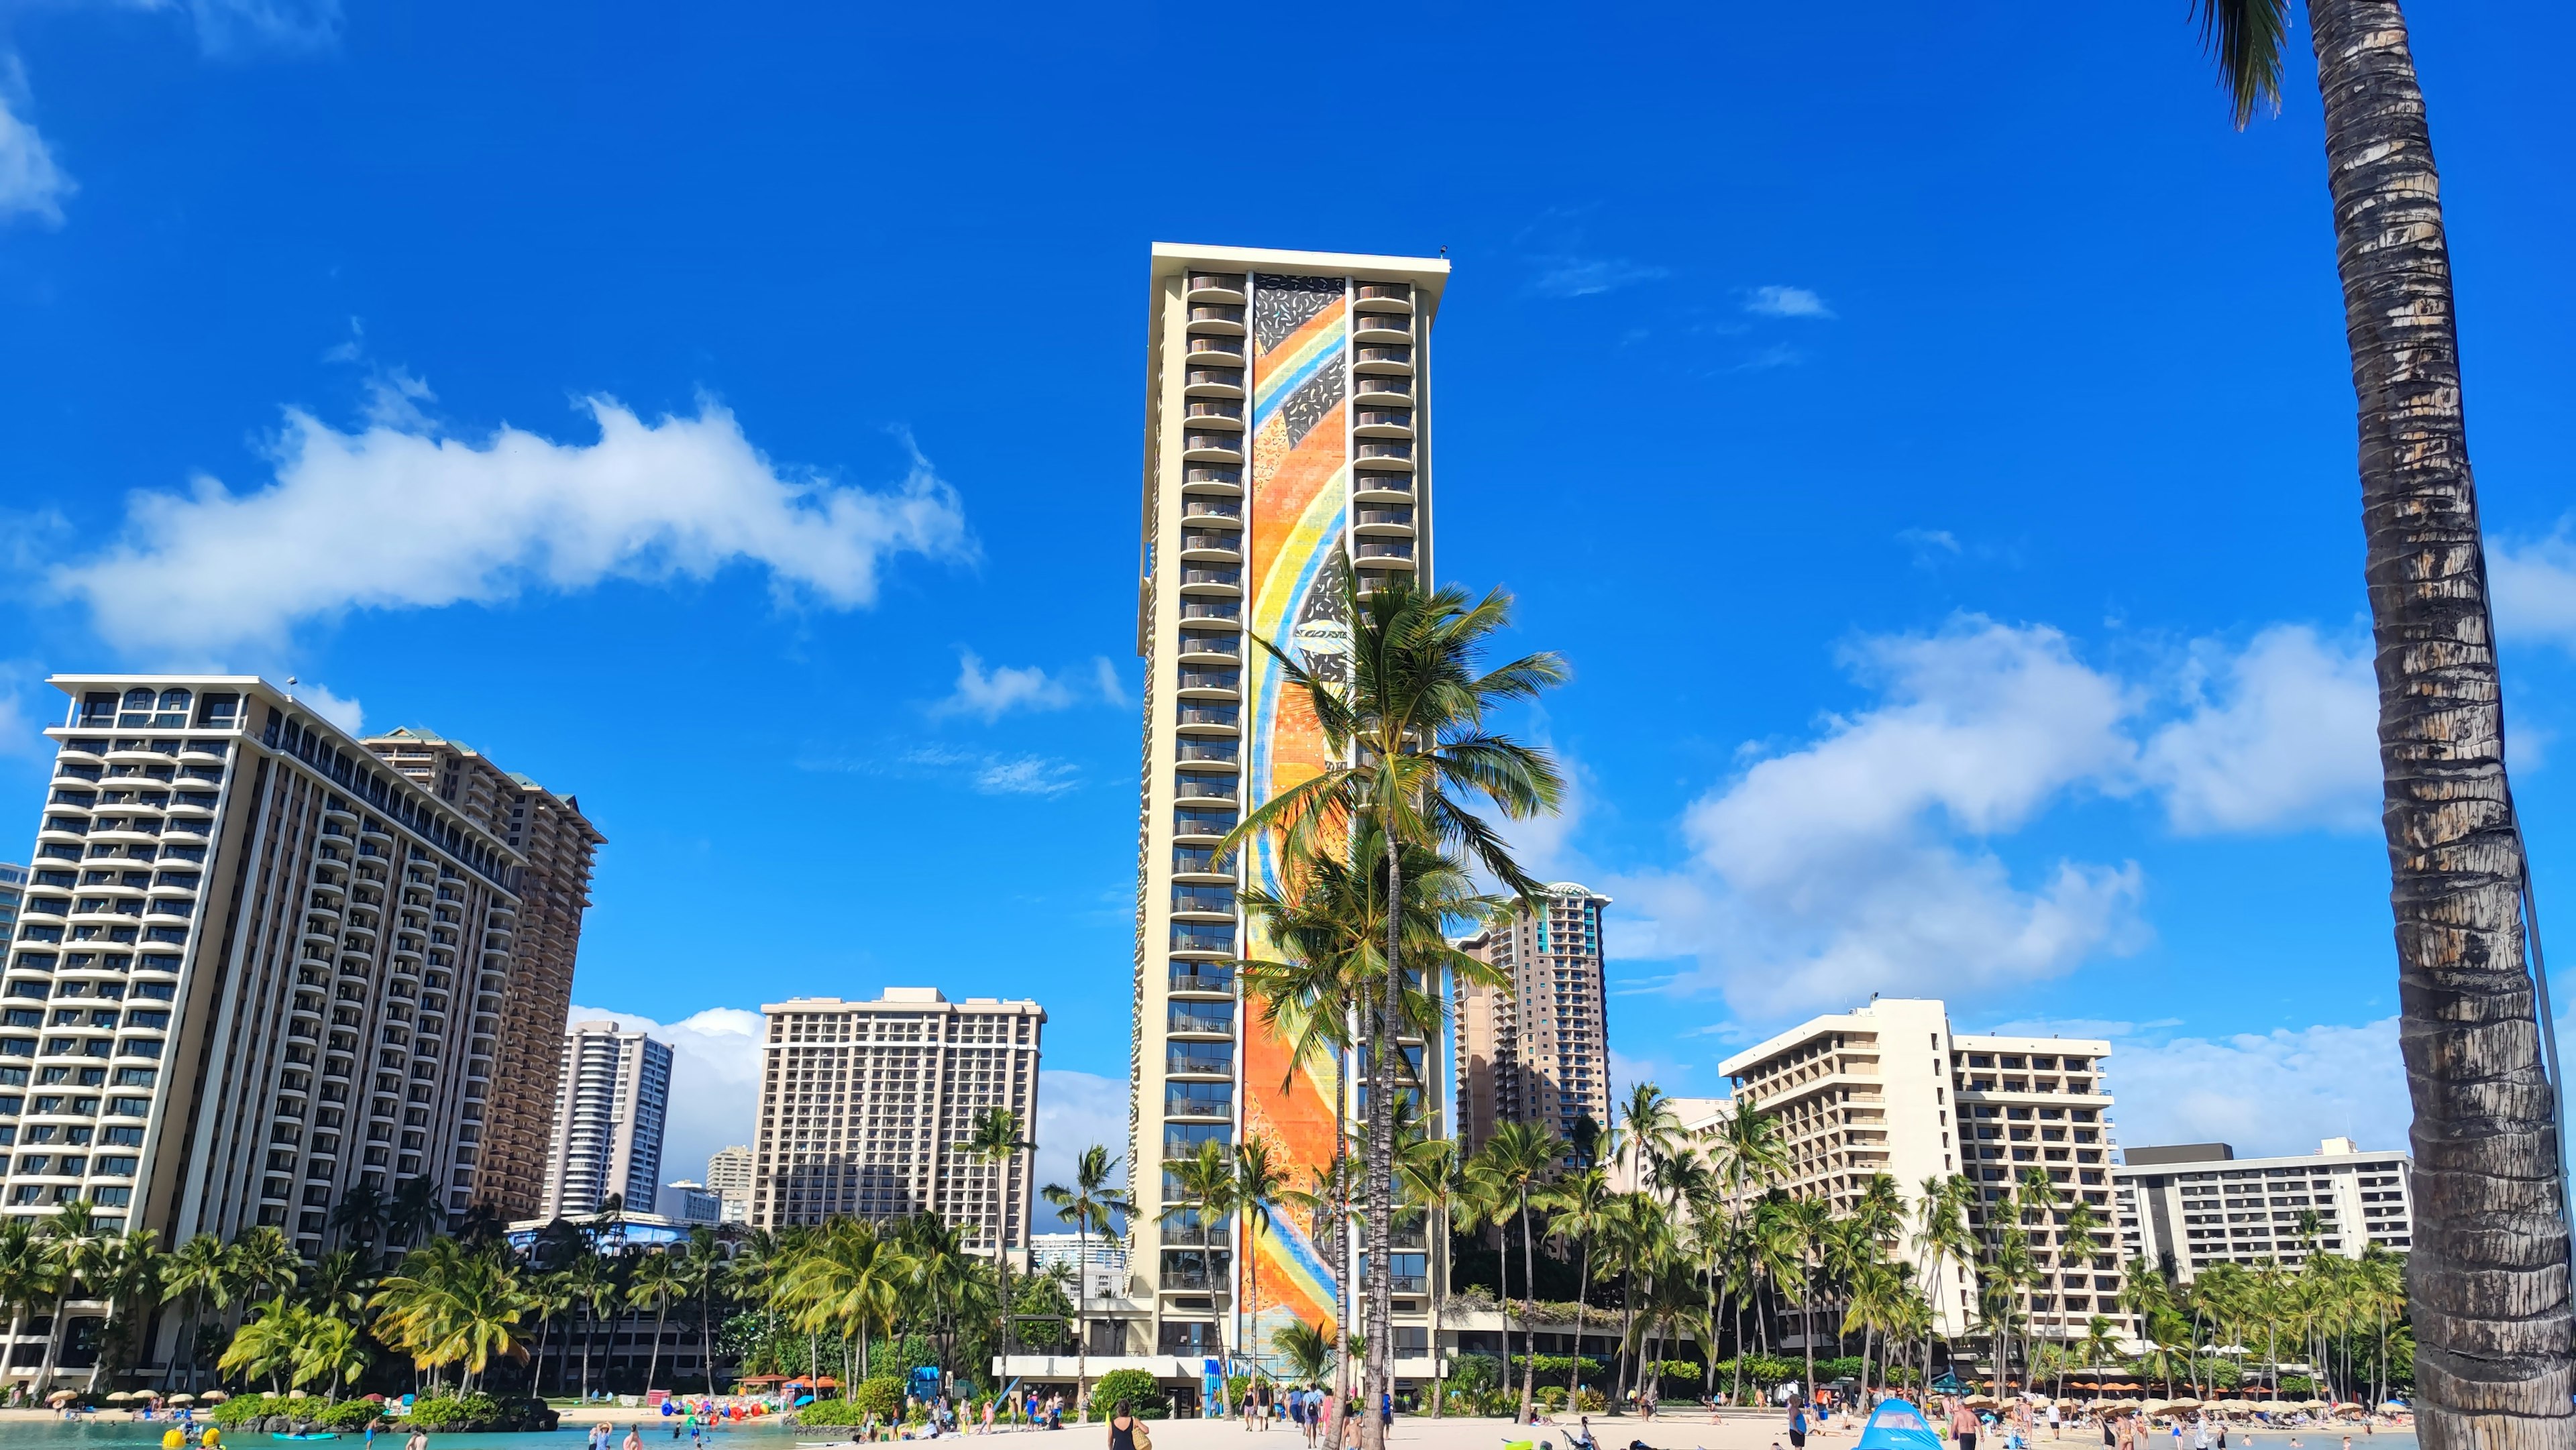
1167,1043,1234,1075
1174,775,1237,803
1168,1000,1236,1033
1165,1083,1234,1117
1354,408,1413,430
1352,374,1413,396
1356,284,1412,304
1177,669,1240,692
1185,400,1244,423
1356,507,1414,528
1173,809,1236,838
1173,846,1237,875
1177,738,1239,763
1172,887,1235,915
1185,335,1245,357
1180,531,1242,554
1189,272,1247,294
1177,703,1240,727
1177,633,1240,659
1354,440,1414,461
1354,539,1415,560
1354,345,1413,367
1181,496,1244,520
1170,924,1236,954
1180,567,1241,588
1183,433,1242,454
1169,962,1236,993
1179,598,1241,622
1188,304,1246,326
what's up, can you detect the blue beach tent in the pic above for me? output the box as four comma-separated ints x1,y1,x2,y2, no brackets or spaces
1856,1398,1947,1450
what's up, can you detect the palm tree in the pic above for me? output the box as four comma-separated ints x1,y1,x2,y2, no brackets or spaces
674,1227,727,1401
1041,1145,1134,1411
1273,1319,1336,1384
292,1313,369,1398
1232,1134,1296,1397
955,1105,1033,1369
386,1176,442,1248
305,1247,376,1323
0,1219,60,1396
1772,1195,1833,1402
1536,1164,1613,1408
1394,1135,1471,1418
627,1251,684,1394
1910,1176,1974,1394
220,1295,307,1392
32,1199,103,1394
2184,2,2569,1433
1224,577,1567,1450
329,1182,388,1253
1473,1119,1568,1424
565,1247,612,1399
370,1242,529,1392
86,1229,164,1392
1617,1084,1683,1198
1170,1137,1240,1324
780,1217,906,1384
227,1226,304,1308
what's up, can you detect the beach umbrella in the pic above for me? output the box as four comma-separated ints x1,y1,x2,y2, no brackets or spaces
2379,1402,2408,1412
365,1394,386,1404
105,1392,134,1403
2169,1399,2202,1410
166,1396,195,1407
201,1392,229,1404
49,1390,78,1403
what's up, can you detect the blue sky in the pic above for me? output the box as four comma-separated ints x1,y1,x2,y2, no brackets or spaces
4,0,2573,1190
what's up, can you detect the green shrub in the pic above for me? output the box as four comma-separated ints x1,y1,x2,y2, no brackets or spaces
1535,1386,1567,1412
1575,1388,1605,1412
318,1401,386,1431
210,1396,281,1429
1086,1370,1168,1420
853,1376,905,1423
401,1393,500,1431
795,1398,863,1428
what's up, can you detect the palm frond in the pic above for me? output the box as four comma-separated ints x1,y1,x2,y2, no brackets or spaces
2192,0,2293,129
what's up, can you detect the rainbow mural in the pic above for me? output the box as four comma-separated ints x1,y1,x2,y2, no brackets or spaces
1240,273,1352,1350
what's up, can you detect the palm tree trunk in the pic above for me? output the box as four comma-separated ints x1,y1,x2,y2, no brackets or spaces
34,1288,69,1394
2295,2,2575,1446
1426,1205,1446,1420
1360,840,1402,1450
579,1299,594,1399
646,1301,666,1393
1517,1190,1539,1424
1570,1237,1592,1406
1074,1222,1090,1411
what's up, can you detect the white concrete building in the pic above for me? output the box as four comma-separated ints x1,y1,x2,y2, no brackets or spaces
751,989,1042,1258
2115,1137,2414,1279
1126,242,1450,1373
706,1143,753,1223
539,1019,672,1218
1720,999,2131,1344
3,676,535,1378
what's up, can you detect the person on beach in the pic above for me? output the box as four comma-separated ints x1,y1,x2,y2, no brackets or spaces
1951,1398,1981,1450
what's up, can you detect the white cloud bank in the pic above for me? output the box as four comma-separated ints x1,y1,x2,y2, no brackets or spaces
932,652,1126,722
0,62,72,227
54,394,972,655
2494,528,2576,654
1744,285,1833,319
1609,616,2381,1017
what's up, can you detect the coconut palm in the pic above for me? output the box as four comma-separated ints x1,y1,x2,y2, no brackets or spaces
31,1200,103,1394
0,1219,56,1394
226,1226,303,1308
292,1313,369,1398
370,1241,528,1391
1273,1319,1336,1384
328,1182,388,1253
1909,1176,1975,1393
1536,1165,1613,1407
85,1228,165,1391
1041,1144,1134,1410
1223,577,1567,1449
1617,1084,1683,1200
2182,2,2567,1433
1232,1133,1297,1394
1472,1120,1568,1423
673,1228,726,1401
625,1251,684,1393
156,1231,229,1390
955,1105,1032,1366
304,1247,375,1323
220,1296,308,1392
1393,1135,1471,1418
385,1175,442,1249
1169,1137,1240,1315
780,1217,906,1383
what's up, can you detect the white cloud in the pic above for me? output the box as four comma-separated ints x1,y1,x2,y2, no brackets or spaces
0,61,73,227
2493,528,2576,653
566,1003,766,1197
53,392,971,655
2141,624,2379,834
294,681,363,735
1527,257,1670,299
1033,1069,1131,1212
182,0,341,55
1092,657,1129,708
1620,618,2147,1016
934,653,1075,720
2104,1018,2412,1158
1745,285,1834,319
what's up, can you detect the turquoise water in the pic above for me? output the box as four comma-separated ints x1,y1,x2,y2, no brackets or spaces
0,1427,818,1450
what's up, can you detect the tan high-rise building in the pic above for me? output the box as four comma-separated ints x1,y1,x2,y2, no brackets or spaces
364,728,602,1222
1719,999,2133,1345
1129,244,1449,1373
751,989,1042,1256
0,677,533,1379
1454,883,1612,1160
706,1143,753,1223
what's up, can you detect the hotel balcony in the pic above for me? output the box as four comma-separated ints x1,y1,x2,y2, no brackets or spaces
1183,366,1244,399
1175,736,1239,766
1354,282,1413,312
1171,809,1236,844
1353,439,1415,469
1168,962,1235,995
1175,667,1240,700
1353,407,1412,437
1352,373,1413,403
1181,431,1243,464
1184,334,1246,365
1179,494,1242,526
1184,399,1244,427
1354,538,1417,567
1175,702,1240,732
1187,303,1247,335
1352,343,1413,373
1352,313,1412,344
1177,565,1242,596
1354,506,1415,535
1187,272,1247,304
1175,631,1240,664
1177,528,1241,564
1178,598,1241,626
1352,474,1415,505
1172,773,1238,806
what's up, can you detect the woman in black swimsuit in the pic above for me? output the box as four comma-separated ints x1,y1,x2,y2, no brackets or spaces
1107,1402,1140,1450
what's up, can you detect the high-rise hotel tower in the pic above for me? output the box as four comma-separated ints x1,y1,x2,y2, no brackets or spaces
1130,245,1448,1370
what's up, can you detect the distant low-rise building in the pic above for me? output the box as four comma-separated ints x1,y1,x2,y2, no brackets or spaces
657,1178,722,1225
2115,1137,2414,1279
1030,1230,1129,1302
706,1144,753,1223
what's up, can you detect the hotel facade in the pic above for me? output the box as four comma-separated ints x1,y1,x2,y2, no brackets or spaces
539,1019,674,1219
1720,999,2133,1345
0,677,564,1375
1454,883,1612,1159
1127,244,1448,1374
749,989,1042,1259
2115,1137,2414,1280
